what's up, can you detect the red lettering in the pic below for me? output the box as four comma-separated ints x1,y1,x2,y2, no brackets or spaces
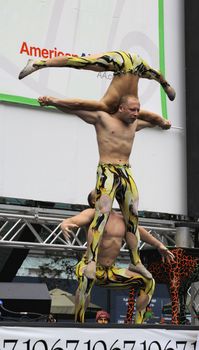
54,48,57,57
19,41,87,58
64,53,78,57
49,49,55,58
29,46,41,57
19,41,29,55
41,48,49,59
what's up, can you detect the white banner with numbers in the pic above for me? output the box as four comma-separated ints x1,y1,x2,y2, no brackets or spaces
0,326,198,350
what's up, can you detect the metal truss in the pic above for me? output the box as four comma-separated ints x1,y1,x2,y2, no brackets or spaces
0,203,179,258
1,203,198,325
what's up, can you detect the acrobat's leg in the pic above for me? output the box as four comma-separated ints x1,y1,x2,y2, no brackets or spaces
134,278,155,324
137,57,176,101
116,166,152,279
18,51,121,79
75,259,95,323
101,265,155,325
84,164,117,279
75,276,95,323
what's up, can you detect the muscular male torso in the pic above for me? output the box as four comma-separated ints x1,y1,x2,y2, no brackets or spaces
95,112,138,164
96,211,126,267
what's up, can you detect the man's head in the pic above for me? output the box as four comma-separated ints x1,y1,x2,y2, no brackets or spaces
118,95,140,124
96,310,110,324
87,190,96,208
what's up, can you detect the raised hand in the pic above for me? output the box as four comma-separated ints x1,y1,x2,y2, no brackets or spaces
158,244,175,263
61,222,79,242
160,120,171,130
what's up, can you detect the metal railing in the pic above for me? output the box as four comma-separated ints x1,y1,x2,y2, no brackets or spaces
0,204,177,255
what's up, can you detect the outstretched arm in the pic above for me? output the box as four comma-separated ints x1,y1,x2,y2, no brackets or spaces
138,226,175,263
61,208,94,241
138,110,171,130
38,96,100,124
136,119,157,131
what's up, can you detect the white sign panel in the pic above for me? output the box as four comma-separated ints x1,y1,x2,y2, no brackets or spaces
0,326,198,350
0,0,186,214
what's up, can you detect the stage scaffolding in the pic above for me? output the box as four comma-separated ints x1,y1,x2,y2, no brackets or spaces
0,203,197,255
0,203,199,325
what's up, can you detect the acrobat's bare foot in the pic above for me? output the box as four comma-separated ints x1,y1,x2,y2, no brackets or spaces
163,85,176,101
18,59,43,79
129,262,152,279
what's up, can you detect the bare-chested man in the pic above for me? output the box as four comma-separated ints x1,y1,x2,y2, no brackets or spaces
38,94,171,281
19,51,175,113
61,190,174,323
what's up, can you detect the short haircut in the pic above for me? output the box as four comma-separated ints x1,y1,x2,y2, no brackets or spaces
87,191,95,208
119,94,139,105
